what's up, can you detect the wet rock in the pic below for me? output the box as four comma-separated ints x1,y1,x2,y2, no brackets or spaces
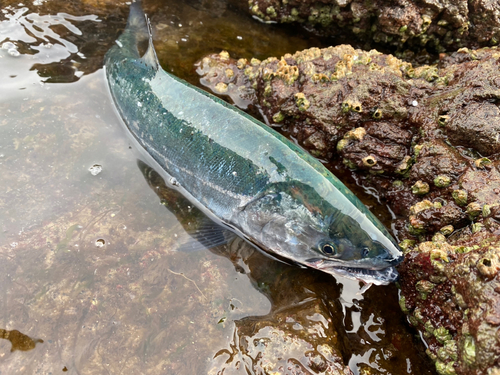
197,45,500,374
459,165,500,208
408,200,467,236
240,0,500,52
446,102,500,156
340,121,413,175
398,237,500,375
410,140,468,185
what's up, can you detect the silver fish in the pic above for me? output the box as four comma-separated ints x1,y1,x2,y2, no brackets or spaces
104,2,403,285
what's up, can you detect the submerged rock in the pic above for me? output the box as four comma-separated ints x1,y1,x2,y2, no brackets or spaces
240,0,500,52
197,45,500,374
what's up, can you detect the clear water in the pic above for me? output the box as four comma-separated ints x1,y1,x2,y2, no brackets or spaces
0,1,435,374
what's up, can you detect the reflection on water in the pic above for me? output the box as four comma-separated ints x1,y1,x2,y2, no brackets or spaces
0,0,435,374
0,328,43,352
1,4,102,84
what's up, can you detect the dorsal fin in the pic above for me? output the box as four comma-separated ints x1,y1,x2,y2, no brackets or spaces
141,17,159,71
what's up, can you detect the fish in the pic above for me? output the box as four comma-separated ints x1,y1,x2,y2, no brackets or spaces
104,1,403,286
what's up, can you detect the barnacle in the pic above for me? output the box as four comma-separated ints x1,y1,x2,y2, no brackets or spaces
214,82,228,93
336,139,350,152
343,158,357,170
372,108,383,119
434,175,451,188
432,233,446,243
412,180,430,195
395,156,413,176
362,155,377,167
294,92,310,111
474,157,491,169
311,73,330,83
219,50,230,61
438,115,449,126
462,335,476,365
272,112,285,123
452,190,468,206
344,127,366,141
476,249,499,278
237,58,247,70
440,225,454,236
434,327,452,344
466,202,481,219
268,58,299,85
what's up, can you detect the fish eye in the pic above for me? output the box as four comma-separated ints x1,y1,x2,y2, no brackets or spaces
362,247,370,257
321,243,337,255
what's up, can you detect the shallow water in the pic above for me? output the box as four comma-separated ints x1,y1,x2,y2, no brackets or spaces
0,1,435,374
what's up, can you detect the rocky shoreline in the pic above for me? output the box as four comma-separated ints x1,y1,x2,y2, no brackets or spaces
196,43,500,374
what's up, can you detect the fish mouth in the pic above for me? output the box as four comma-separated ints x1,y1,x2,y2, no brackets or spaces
308,259,400,285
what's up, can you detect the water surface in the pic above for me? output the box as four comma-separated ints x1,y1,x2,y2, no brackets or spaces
0,1,435,374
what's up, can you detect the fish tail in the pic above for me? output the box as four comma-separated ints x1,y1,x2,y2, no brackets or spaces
141,15,160,70
126,1,148,39
126,1,160,70
111,1,149,59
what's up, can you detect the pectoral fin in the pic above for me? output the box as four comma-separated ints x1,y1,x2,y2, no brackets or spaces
177,219,236,252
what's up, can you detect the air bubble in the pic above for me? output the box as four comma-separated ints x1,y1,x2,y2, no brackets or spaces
2,42,15,50
89,164,102,176
8,49,20,56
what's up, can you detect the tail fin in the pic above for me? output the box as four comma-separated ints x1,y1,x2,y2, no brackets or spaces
126,1,149,42
126,1,159,70
140,17,160,70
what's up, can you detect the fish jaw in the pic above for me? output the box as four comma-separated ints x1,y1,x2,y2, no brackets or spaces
308,258,402,285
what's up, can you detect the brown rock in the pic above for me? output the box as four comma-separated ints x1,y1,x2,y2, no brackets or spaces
240,0,500,52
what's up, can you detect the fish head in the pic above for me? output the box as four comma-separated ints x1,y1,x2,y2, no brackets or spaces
304,226,404,285
286,219,401,285
242,188,403,285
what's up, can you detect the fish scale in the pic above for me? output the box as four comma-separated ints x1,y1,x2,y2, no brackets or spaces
104,1,403,286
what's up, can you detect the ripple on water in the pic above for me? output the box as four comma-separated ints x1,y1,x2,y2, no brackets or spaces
0,5,101,89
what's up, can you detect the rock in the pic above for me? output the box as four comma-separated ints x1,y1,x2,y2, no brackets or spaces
398,236,500,375
240,0,500,52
